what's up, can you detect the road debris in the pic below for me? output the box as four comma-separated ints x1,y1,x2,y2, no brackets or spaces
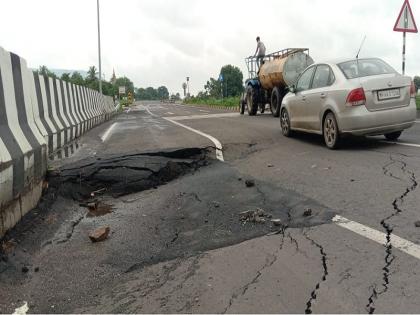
1,239,16,254
245,179,255,187
267,164,274,168
90,188,106,197
271,219,283,226
21,266,29,273
240,208,272,224
85,202,113,217
415,221,420,228
89,227,110,243
13,302,29,315
303,208,313,217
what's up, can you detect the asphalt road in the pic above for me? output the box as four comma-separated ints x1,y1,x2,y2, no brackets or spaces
1,101,420,314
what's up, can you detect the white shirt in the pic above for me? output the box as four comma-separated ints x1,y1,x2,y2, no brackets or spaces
257,41,266,56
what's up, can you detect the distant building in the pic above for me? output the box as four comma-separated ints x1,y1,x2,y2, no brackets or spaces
111,69,117,85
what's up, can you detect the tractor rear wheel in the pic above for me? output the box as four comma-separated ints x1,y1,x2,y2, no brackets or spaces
240,92,246,115
246,85,258,116
270,87,282,117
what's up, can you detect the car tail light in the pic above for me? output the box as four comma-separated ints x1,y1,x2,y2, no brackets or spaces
410,81,416,98
346,88,366,106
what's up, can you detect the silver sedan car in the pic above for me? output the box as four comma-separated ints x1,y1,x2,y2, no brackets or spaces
280,58,417,149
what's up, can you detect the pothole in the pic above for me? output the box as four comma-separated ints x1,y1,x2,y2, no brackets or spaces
47,147,212,200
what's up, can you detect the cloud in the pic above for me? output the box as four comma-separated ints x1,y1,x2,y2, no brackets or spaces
0,0,419,95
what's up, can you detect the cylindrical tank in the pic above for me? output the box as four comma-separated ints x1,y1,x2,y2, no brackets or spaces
259,51,314,90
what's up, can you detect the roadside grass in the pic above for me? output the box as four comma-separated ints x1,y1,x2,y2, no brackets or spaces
184,96,240,108
417,95,420,109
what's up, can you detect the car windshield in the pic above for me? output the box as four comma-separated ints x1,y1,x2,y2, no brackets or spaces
338,58,397,79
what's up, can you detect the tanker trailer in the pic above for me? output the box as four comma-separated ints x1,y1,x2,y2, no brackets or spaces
240,48,314,117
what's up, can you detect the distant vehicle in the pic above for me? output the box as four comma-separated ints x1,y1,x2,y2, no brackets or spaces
240,48,314,117
280,58,417,149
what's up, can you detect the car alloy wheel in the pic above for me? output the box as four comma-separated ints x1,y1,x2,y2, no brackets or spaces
281,109,291,136
323,113,339,149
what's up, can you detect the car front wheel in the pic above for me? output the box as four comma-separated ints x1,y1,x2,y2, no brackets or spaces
280,108,292,137
323,112,340,149
384,131,402,141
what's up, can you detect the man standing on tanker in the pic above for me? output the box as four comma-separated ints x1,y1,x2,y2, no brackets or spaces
254,36,266,69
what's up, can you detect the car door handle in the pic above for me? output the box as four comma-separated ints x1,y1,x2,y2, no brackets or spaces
320,93,326,99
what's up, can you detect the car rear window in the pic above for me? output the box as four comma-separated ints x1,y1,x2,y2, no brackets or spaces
338,59,396,79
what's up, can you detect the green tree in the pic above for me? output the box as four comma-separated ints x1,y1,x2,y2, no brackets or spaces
414,76,420,92
115,76,134,95
61,73,71,82
102,81,117,97
37,65,57,79
70,71,85,86
145,87,157,99
157,86,169,99
87,66,97,82
219,65,243,97
204,78,221,98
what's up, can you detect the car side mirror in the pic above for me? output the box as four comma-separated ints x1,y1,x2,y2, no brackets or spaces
289,85,296,94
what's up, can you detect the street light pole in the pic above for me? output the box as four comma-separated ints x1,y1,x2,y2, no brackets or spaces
97,0,102,95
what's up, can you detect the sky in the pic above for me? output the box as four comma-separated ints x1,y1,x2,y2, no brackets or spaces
1,0,419,96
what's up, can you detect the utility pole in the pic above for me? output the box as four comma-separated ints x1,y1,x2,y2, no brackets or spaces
97,0,102,94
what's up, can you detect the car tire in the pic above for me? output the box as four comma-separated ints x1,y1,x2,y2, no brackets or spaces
280,108,292,137
384,131,402,141
323,112,340,149
270,87,281,117
246,86,258,116
240,93,245,115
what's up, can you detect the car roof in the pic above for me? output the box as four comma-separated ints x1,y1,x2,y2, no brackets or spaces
316,57,382,66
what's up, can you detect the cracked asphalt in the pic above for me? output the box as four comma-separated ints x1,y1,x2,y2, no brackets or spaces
1,101,420,313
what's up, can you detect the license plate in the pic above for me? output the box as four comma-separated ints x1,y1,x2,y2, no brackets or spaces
377,88,400,100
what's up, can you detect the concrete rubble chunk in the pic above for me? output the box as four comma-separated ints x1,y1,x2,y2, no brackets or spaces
89,226,111,243
245,180,255,187
271,219,282,226
303,208,312,217
239,208,271,224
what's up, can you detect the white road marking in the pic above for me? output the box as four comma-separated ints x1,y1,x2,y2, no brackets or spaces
166,112,175,115
166,113,239,121
100,123,117,142
13,302,28,315
382,140,420,148
415,120,420,123
164,117,224,161
199,110,210,113
333,215,420,260
143,105,159,117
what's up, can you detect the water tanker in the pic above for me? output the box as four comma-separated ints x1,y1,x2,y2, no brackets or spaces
240,48,314,117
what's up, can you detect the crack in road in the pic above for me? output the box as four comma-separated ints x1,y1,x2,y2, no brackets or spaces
366,155,418,314
42,214,84,247
222,251,279,314
303,230,328,315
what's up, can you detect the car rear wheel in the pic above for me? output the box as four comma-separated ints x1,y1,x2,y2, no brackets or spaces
323,112,340,149
280,108,292,137
384,131,402,141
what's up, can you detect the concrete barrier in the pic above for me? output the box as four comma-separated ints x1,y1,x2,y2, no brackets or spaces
0,47,47,237
0,46,116,237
